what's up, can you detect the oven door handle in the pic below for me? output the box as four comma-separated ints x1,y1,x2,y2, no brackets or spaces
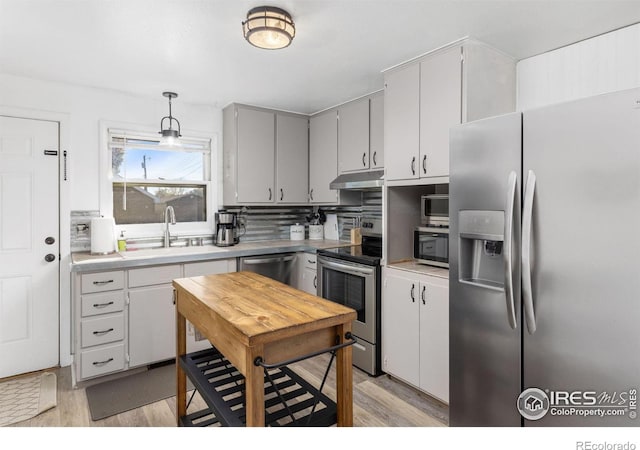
318,258,375,276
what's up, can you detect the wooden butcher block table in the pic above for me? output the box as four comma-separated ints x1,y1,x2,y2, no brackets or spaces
173,271,357,427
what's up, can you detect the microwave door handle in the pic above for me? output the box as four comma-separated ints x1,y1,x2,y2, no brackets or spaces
503,171,518,330
522,170,537,334
319,258,374,276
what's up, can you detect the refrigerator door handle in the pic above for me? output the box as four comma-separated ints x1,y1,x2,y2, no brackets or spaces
503,171,518,330
522,169,537,334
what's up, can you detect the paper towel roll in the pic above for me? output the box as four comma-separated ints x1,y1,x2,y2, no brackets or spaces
91,217,116,254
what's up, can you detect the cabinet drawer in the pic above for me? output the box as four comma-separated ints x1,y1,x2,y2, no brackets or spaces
183,259,237,277
81,291,125,317
81,271,125,293
81,343,125,379
302,253,317,270
81,313,124,348
128,264,181,287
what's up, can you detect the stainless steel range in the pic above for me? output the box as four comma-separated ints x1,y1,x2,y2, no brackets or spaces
316,217,382,376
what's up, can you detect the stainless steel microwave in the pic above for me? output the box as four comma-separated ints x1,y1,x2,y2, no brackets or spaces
421,194,449,226
414,226,449,268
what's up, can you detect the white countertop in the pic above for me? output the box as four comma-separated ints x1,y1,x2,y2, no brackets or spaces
71,239,351,272
386,260,449,279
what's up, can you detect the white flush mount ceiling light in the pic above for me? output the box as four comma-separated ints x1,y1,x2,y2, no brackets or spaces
242,6,295,50
159,91,181,148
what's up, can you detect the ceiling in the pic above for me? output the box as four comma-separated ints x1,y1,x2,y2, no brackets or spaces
1,0,639,114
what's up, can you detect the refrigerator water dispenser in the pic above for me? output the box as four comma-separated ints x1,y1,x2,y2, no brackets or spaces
458,210,505,290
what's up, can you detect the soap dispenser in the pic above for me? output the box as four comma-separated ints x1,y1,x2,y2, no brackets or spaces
117,230,127,251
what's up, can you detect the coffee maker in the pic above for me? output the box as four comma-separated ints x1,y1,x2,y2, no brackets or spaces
214,211,242,246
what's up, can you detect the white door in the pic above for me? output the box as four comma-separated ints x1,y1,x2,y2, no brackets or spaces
0,116,59,378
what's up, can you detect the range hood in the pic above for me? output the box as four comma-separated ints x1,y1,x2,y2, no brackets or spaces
329,170,384,190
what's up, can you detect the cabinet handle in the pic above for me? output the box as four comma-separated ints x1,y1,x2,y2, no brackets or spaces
280,188,284,201
92,328,114,336
313,275,317,289
422,155,427,174
362,152,366,167
410,283,415,302
268,188,272,200
93,279,114,285
92,358,114,366
309,188,314,201
307,259,316,264
92,301,114,308
421,286,426,305
373,151,377,166
411,157,416,175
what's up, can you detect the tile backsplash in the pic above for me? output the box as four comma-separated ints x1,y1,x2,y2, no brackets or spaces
70,210,100,252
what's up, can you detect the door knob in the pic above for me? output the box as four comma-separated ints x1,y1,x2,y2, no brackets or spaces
45,236,55,245
44,254,56,262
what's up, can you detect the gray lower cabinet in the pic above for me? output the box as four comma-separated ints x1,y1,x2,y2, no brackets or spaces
73,258,236,383
128,285,175,367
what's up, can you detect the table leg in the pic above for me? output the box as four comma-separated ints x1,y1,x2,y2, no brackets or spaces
176,299,187,426
336,323,354,426
245,345,265,427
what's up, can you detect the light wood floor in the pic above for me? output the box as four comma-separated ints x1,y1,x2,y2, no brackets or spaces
9,354,449,427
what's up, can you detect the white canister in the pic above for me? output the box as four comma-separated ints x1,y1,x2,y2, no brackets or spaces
91,217,116,254
308,224,324,240
290,223,305,241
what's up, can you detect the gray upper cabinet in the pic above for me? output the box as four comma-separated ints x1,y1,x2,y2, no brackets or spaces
276,114,309,204
369,92,384,169
309,109,339,204
223,104,309,205
384,63,420,181
419,45,462,178
338,97,370,173
383,39,516,183
236,107,275,203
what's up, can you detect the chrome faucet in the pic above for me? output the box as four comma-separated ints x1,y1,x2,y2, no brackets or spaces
163,205,176,248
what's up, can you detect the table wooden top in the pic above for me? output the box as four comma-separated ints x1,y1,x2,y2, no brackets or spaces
173,271,356,347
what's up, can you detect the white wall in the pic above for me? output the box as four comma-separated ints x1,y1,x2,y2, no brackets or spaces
517,23,640,110
0,73,222,210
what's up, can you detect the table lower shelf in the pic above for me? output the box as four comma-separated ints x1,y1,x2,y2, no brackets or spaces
179,347,337,427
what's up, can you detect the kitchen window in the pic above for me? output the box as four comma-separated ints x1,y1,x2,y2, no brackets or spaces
108,129,212,225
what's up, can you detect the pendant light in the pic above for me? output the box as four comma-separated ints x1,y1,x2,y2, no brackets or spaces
159,91,181,148
242,6,295,50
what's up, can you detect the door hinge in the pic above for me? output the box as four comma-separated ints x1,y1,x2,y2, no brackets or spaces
125,353,130,364
125,292,130,305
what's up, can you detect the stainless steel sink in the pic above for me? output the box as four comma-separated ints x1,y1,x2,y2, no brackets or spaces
119,245,228,259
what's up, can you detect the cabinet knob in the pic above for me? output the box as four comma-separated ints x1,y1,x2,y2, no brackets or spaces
45,236,55,245
44,253,56,262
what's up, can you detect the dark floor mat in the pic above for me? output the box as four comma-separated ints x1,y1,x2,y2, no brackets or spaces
85,363,191,421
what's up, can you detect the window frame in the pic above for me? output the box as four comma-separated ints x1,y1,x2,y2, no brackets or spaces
100,121,218,239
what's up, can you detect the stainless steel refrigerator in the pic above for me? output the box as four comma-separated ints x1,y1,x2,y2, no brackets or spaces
449,87,640,426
